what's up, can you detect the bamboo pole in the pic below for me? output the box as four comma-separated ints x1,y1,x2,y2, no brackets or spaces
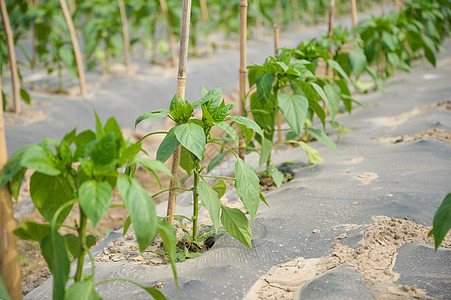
0,70,22,300
238,0,248,160
382,0,386,15
159,0,178,67
274,24,282,143
351,0,358,27
0,0,21,114
118,0,132,74
394,0,399,12
167,0,192,225
326,0,335,78
59,0,87,97
199,0,212,56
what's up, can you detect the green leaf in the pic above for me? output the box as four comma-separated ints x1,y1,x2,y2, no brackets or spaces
229,116,263,138
278,94,308,136
13,221,50,242
79,180,113,227
123,215,131,236
21,145,61,176
0,274,12,300
0,146,35,189
207,151,229,173
192,87,222,108
234,158,260,222
118,175,157,251
256,72,276,102
134,156,174,185
306,128,338,152
214,122,239,146
157,221,178,288
298,141,323,164
268,165,286,187
64,234,97,260
211,180,227,199
260,192,270,207
64,280,101,300
180,146,196,176
58,47,74,67
10,167,26,201
41,230,70,300
309,82,329,111
156,127,180,163
259,137,273,168
91,131,116,165
141,286,167,300
30,173,75,225
197,181,221,232
237,123,254,143
135,111,169,127
20,88,31,104
327,59,352,83
220,206,252,249
348,48,367,78
429,193,451,250
322,83,341,120
174,123,206,160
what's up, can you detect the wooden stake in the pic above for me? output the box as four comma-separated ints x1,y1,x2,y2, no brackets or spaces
159,0,178,68
167,0,192,225
118,0,132,74
394,0,399,12
274,24,282,143
199,0,212,56
238,0,248,160
59,0,87,97
326,0,335,78
382,0,386,15
0,70,22,300
351,0,358,28
0,0,21,114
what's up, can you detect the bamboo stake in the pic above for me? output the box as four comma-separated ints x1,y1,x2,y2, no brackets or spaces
0,70,22,300
118,0,132,74
238,0,248,160
394,0,399,12
0,0,21,114
326,0,335,78
159,0,178,68
382,0,386,15
199,0,212,56
167,0,192,225
59,0,87,97
351,0,358,28
274,24,282,143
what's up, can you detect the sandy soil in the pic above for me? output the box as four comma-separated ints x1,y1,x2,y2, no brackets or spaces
245,216,451,300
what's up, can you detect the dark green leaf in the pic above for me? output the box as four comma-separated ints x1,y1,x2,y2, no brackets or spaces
91,131,116,165
20,88,31,104
220,205,252,249
234,158,260,222
211,180,227,199
278,94,308,136
118,175,157,251
429,193,451,250
236,123,254,143
64,234,97,260
13,221,50,242
30,173,75,225
256,72,276,102
327,59,351,83
10,167,26,201
79,180,113,226
174,123,206,160
156,127,180,163
197,181,221,232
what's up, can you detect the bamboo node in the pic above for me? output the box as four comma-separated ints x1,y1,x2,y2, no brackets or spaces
239,68,247,73
240,2,248,7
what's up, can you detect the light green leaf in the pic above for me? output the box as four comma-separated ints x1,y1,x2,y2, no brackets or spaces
429,193,451,251
229,116,263,138
30,173,75,225
278,94,308,136
348,48,367,78
322,83,341,120
236,123,254,143
306,128,338,152
79,180,113,227
268,165,286,187
327,59,352,83
134,156,174,184
157,221,178,288
41,230,70,300
20,145,61,176
91,131,116,165
64,280,101,300
13,221,50,242
0,274,12,300
214,122,239,146
118,175,157,251
212,180,227,199
298,141,323,164
180,146,195,176
198,181,221,232
174,123,206,160
259,137,273,168
234,158,260,221
135,111,169,127
221,205,252,249
156,127,180,163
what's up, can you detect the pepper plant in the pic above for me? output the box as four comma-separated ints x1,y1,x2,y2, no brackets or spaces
429,193,451,251
136,87,266,249
0,114,177,299
245,48,337,187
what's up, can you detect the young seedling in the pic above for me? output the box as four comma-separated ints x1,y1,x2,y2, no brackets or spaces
0,113,177,299
136,87,266,249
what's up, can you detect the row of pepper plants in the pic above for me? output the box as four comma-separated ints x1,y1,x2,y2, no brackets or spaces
0,0,384,112
1,0,451,299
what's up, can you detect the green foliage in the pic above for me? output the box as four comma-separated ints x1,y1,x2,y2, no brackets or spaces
136,87,264,249
1,114,175,299
428,193,451,250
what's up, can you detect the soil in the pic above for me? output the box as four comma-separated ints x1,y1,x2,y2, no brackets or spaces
373,128,451,144
245,216,451,300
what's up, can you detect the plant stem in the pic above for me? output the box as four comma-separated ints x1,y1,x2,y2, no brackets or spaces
152,186,192,198
201,175,235,181
192,168,200,245
209,140,239,159
74,210,87,282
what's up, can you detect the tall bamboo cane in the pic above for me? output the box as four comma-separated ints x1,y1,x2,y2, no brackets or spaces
59,0,87,97
118,0,132,74
0,69,22,300
159,0,178,67
326,0,335,78
274,24,282,143
238,0,248,160
0,0,21,114
351,0,358,28
382,0,386,15
167,0,192,225
394,0,399,12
